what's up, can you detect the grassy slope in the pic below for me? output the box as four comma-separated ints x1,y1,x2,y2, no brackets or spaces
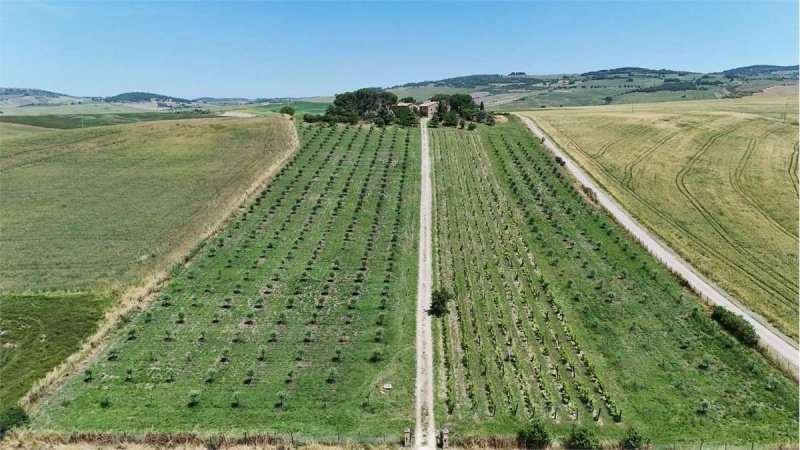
1,116,295,293
430,120,797,444
521,96,799,338
0,102,143,116
31,124,420,439
0,122,55,139
0,111,218,129
0,293,114,412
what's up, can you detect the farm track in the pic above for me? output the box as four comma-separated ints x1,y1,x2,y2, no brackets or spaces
592,120,660,159
621,131,679,188
518,114,799,374
545,119,796,310
415,119,436,449
728,129,796,241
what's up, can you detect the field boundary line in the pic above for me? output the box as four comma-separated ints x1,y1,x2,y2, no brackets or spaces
18,117,300,412
415,118,436,449
515,113,799,377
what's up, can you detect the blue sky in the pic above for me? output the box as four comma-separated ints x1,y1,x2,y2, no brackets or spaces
1,1,797,98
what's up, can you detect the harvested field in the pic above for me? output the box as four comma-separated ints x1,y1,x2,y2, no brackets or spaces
521,96,799,338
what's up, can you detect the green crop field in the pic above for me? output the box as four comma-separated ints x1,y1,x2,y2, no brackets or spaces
429,120,797,444
521,96,799,339
31,123,421,439
0,293,114,413
246,101,331,116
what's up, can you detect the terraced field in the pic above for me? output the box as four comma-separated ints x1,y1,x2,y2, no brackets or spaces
31,124,420,439
430,120,798,444
521,96,799,338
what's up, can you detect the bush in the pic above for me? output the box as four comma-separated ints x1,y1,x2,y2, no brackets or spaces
279,105,295,115
0,406,29,436
467,122,477,131
187,390,200,407
428,288,454,317
620,426,647,449
517,418,550,448
711,306,758,346
565,426,599,449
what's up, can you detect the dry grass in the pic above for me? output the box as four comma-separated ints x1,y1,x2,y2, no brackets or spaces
1,116,296,292
521,96,799,338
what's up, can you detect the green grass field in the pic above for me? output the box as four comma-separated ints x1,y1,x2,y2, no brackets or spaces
430,119,797,444
245,101,331,116
521,96,799,339
31,123,420,440
0,293,114,413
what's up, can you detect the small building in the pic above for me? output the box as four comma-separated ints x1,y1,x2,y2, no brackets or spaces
395,101,419,112
419,101,439,117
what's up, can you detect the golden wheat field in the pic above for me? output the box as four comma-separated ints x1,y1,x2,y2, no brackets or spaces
521,96,799,338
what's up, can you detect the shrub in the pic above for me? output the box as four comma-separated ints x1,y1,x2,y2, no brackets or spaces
428,288,454,317
99,396,111,408
0,406,29,436
517,417,550,448
565,426,599,449
710,305,758,346
467,122,477,131
620,426,647,449
187,390,200,407
279,105,296,116
231,391,241,408
275,391,287,407
326,368,337,384
369,349,383,362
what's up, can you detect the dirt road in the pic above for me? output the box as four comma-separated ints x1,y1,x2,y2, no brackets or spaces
415,118,436,448
517,114,799,375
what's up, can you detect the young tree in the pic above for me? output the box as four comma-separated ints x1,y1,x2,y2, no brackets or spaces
565,426,599,449
428,288,454,317
443,111,459,127
517,418,550,448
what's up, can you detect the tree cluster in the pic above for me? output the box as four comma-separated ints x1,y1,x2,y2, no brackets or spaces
303,88,418,127
428,94,494,128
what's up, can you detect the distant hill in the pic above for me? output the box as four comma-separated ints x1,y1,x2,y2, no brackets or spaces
105,92,190,103
0,87,83,109
0,87,70,98
387,65,798,109
722,65,799,78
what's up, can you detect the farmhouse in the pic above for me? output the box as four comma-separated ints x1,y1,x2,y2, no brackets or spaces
419,101,438,117
396,101,418,110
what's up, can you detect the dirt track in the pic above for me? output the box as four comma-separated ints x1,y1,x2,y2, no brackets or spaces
517,114,799,376
415,118,436,449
